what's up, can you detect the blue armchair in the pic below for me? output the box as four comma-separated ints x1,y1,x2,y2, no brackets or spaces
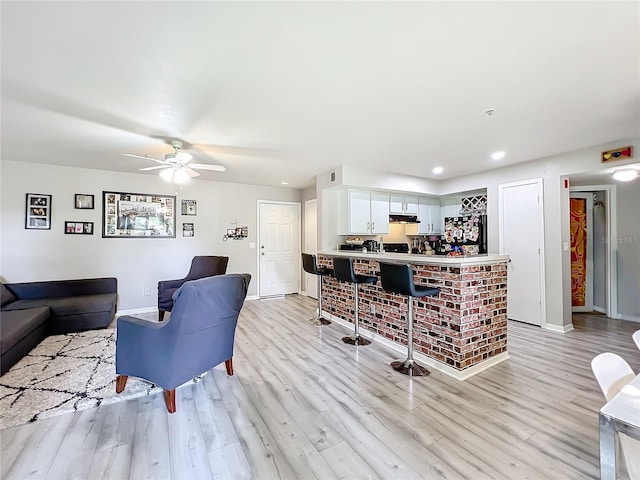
157,255,229,321
116,273,251,413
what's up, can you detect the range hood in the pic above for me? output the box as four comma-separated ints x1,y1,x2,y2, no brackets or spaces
389,214,421,224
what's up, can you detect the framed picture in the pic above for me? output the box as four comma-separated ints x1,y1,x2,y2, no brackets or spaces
25,193,52,230
183,223,194,237
65,221,94,235
74,194,94,209
181,199,197,216
102,191,176,238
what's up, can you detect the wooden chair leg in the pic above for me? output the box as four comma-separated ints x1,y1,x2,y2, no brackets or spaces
225,358,234,376
158,310,166,322
115,375,128,393
164,389,176,413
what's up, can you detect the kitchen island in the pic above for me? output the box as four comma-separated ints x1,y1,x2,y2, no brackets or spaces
318,251,510,379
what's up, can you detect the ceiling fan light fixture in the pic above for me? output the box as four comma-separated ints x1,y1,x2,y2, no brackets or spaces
159,168,175,182
172,168,190,184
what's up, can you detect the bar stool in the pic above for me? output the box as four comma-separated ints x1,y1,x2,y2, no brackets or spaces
333,257,377,346
301,253,333,326
379,262,440,376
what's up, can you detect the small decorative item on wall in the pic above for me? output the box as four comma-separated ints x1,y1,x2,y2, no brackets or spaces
182,223,194,237
102,191,176,238
181,199,197,216
74,194,94,209
25,193,52,230
601,146,633,163
65,221,94,235
222,224,248,241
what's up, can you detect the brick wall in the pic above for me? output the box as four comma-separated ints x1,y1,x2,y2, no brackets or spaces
318,255,508,371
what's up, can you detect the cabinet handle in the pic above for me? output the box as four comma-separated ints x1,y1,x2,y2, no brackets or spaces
366,221,370,232
371,221,375,231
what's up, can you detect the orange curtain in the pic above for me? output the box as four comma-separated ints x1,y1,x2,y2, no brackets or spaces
570,198,587,306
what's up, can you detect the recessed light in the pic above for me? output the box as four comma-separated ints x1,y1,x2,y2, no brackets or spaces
491,151,505,161
612,169,638,182
281,181,289,185
432,166,443,175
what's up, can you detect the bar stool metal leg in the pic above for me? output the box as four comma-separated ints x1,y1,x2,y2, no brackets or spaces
311,274,331,326
342,284,371,346
390,297,430,376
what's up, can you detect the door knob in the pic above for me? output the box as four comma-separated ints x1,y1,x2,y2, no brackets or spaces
261,252,265,256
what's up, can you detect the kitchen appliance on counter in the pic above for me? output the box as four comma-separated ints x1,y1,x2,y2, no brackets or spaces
339,239,380,252
439,214,487,255
382,243,409,254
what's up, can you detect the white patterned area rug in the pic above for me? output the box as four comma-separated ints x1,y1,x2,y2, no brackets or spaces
0,329,193,430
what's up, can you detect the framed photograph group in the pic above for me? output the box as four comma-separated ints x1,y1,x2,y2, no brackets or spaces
65,221,94,235
102,191,176,238
25,193,52,230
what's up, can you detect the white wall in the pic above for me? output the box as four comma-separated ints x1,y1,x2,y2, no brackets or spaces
0,160,302,311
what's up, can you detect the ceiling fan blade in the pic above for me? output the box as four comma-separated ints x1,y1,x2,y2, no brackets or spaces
139,165,167,171
189,163,226,172
124,153,167,164
183,167,201,178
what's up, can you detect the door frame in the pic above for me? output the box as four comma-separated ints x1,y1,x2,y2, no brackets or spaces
303,199,318,298
569,192,594,312
256,200,302,298
569,185,618,318
498,178,547,328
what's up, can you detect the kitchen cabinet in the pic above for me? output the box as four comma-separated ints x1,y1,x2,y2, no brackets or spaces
440,196,462,233
418,197,441,234
339,190,389,235
389,195,418,215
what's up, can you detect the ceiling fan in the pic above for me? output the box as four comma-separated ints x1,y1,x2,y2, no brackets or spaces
124,140,226,183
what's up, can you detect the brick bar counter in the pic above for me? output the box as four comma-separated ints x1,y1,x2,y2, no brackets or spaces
318,251,510,379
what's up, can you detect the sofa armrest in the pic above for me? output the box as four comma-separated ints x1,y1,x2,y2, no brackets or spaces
158,278,186,291
5,278,117,300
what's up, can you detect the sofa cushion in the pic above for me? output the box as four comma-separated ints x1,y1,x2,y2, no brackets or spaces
0,307,50,355
3,293,117,317
1,284,17,307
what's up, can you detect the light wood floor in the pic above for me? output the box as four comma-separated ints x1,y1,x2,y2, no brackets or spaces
2,297,639,480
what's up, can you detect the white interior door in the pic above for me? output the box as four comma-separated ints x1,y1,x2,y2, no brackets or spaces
499,179,545,326
570,193,593,312
259,202,300,297
304,199,318,299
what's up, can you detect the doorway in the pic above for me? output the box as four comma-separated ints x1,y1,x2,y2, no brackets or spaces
569,193,593,312
498,178,546,326
258,201,301,297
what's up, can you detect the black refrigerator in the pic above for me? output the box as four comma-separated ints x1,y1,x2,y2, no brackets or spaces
439,214,487,255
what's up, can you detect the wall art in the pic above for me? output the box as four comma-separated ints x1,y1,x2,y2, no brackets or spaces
102,191,176,238
25,193,52,230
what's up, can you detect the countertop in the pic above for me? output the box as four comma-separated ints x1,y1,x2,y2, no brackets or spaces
319,250,509,266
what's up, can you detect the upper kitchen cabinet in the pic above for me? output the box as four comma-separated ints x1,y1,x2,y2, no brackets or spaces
389,195,418,215
339,190,390,235
418,197,441,234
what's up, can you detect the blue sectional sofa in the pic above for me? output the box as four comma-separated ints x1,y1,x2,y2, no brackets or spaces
1,278,117,375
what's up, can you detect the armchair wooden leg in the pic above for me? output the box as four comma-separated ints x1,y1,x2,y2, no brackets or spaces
158,310,166,322
225,358,234,376
164,389,176,413
115,375,128,393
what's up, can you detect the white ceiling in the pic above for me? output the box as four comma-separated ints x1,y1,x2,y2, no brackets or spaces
2,2,639,189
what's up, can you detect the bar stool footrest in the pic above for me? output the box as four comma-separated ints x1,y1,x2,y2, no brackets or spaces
342,335,371,346
391,360,430,376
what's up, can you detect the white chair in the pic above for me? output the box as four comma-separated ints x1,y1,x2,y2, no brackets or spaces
591,353,640,480
633,330,640,351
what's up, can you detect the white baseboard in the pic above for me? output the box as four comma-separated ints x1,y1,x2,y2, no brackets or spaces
593,305,606,314
544,323,575,333
618,314,640,323
245,295,259,301
322,311,510,381
115,307,157,317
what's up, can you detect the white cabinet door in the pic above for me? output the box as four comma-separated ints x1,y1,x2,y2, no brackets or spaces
404,196,419,215
418,197,441,234
370,192,390,234
349,190,372,234
390,195,418,214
